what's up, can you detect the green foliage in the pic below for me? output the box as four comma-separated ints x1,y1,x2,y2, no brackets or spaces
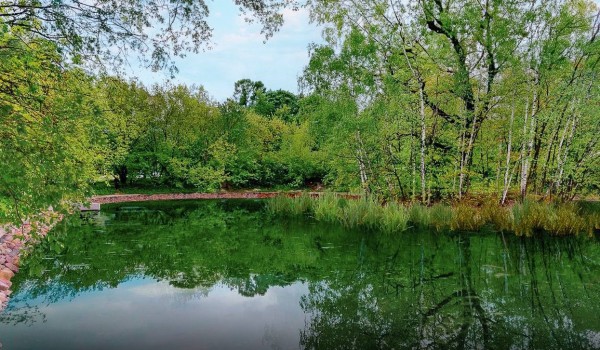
300,0,600,202
0,28,101,222
0,1,294,73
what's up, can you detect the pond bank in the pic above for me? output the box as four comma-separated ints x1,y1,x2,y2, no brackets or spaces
92,191,283,204
0,213,62,310
91,191,361,204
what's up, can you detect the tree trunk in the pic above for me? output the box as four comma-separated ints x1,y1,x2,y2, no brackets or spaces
501,100,515,205
356,131,370,195
520,88,537,200
419,82,427,204
459,113,478,199
554,116,577,197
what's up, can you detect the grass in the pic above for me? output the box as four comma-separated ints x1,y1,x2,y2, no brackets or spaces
267,193,600,237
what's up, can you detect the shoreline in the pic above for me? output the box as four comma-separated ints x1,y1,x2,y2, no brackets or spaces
91,191,361,205
0,213,62,311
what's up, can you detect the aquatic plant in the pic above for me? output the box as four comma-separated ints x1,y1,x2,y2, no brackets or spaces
480,200,512,232
268,195,598,237
450,203,484,232
429,204,453,232
379,202,409,233
408,204,430,229
543,203,587,236
312,193,341,223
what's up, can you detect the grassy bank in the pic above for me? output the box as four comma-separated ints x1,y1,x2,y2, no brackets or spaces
267,194,600,237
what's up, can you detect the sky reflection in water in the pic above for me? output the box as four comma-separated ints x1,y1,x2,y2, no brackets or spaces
0,199,599,350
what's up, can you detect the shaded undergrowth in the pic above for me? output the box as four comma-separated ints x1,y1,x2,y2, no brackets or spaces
267,194,600,236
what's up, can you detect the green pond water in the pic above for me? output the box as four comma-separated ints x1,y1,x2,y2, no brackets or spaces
0,199,599,350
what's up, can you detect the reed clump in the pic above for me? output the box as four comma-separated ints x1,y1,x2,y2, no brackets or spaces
480,199,512,232
409,204,430,228
429,204,452,232
450,203,485,232
266,193,315,217
338,197,380,230
312,193,341,223
379,202,409,233
544,203,587,236
267,194,598,236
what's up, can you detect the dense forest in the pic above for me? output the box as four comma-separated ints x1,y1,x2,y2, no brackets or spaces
1,0,599,222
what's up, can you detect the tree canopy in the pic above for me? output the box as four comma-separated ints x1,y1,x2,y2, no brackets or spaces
0,0,300,72
1,0,599,223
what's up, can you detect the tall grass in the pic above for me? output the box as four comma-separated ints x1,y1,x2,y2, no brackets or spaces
266,195,304,216
267,194,599,237
430,204,453,232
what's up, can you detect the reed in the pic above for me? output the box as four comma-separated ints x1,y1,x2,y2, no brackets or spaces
379,202,409,233
450,203,484,232
312,193,342,223
511,200,549,236
429,204,453,232
268,195,598,237
480,199,512,232
408,204,431,228
543,203,587,236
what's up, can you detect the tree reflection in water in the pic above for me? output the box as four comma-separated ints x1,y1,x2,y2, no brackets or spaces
1,200,599,349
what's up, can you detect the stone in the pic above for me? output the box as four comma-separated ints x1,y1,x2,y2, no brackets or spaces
5,263,18,273
0,269,14,280
0,279,10,291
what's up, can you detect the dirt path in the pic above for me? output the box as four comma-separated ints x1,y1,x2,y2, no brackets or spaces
91,191,361,204
93,191,287,204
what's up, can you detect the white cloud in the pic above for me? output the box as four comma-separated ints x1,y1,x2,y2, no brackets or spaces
131,1,323,101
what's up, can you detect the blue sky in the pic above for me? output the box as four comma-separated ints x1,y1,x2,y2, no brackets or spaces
132,2,323,102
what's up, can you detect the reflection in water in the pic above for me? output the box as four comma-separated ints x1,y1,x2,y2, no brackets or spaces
0,199,598,349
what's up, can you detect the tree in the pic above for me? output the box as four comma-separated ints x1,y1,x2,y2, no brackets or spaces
233,79,266,107
254,89,300,122
0,0,301,73
302,0,600,201
0,25,101,222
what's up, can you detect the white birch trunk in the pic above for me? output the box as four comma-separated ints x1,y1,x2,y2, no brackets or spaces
501,100,515,205
419,84,427,203
555,116,577,194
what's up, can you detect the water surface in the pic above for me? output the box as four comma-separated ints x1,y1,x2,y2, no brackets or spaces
1,200,599,349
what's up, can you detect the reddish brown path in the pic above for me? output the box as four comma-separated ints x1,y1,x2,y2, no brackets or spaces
92,191,280,204
91,191,362,205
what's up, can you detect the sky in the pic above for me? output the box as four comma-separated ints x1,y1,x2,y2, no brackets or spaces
132,2,323,102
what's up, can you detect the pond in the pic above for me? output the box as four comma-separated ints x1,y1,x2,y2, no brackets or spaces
0,199,599,349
